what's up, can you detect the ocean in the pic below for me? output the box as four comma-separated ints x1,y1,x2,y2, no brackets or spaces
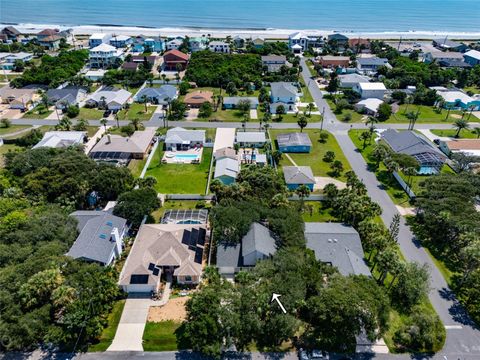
1,0,480,33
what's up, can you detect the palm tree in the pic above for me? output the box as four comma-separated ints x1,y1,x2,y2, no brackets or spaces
140,95,148,113
473,127,480,139
405,110,419,130
100,118,108,132
403,95,412,114
307,102,315,117
99,96,107,110
130,118,143,131
360,130,371,149
161,73,167,84
453,118,470,138
297,114,308,132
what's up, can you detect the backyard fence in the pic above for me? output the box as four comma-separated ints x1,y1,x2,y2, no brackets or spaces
165,194,215,200
393,171,416,199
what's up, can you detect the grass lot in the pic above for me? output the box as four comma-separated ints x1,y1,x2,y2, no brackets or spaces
117,103,156,121
301,201,336,222
0,125,31,136
270,129,351,181
464,85,480,94
388,105,463,124
259,108,322,124
75,107,104,120
88,300,126,352
150,200,208,223
22,106,54,119
200,108,248,122
298,76,314,103
128,157,147,178
431,128,480,139
325,96,366,123
145,143,212,194
143,321,189,351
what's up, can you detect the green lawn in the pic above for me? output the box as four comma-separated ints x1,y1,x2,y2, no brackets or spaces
430,128,480,139
298,76,314,103
145,144,212,194
387,105,463,124
88,300,126,352
75,107,104,120
143,321,190,351
22,107,54,119
301,201,337,222
463,85,480,94
0,125,31,136
270,129,351,181
198,108,247,122
325,97,366,123
259,109,322,124
117,103,156,121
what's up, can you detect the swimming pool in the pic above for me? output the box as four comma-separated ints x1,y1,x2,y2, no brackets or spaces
174,154,200,160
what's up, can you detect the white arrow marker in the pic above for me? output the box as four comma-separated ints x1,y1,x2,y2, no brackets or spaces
271,293,287,314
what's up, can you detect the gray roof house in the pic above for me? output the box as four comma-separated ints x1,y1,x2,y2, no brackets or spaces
261,55,289,72
356,57,391,74
339,73,370,88
277,132,312,149
305,222,370,276
380,129,447,173
46,86,87,109
134,85,177,105
283,166,315,190
86,87,132,110
270,82,299,99
67,210,128,266
216,222,277,278
236,131,266,148
165,127,206,150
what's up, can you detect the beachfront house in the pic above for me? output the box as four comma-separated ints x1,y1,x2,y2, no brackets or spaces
216,222,277,278
424,51,464,64
89,43,123,69
276,132,312,153
208,41,230,53
163,49,189,71
464,50,480,66
119,224,207,292
0,26,21,42
236,131,266,148
380,129,447,174
356,57,390,74
327,33,349,47
432,38,468,52
214,157,240,185
305,222,370,276
189,37,208,52
89,33,111,48
66,210,128,267
269,82,300,113
165,127,206,151
283,166,315,191
36,28,64,50
85,87,132,110
288,32,309,52
166,37,184,51
353,82,386,99
223,96,259,109
109,35,132,48
134,85,177,105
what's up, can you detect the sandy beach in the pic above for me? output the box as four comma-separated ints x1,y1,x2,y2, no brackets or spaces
4,23,480,41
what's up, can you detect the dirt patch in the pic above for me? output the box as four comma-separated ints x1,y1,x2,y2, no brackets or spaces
450,114,462,119
148,296,189,322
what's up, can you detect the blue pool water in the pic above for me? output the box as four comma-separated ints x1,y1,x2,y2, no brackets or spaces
175,154,200,160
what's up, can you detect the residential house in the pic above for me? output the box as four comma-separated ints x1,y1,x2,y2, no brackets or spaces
36,29,63,49
0,26,21,42
353,82,386,99
223,96,259,109
348,38,370,50
85,88,132,110
133,36,165,53
356,57,390,74
119,224,207,292
85,69,106,81
289,32,308,51
424,51,464,64
216,222,277,278
464,50,480,66
214,147,237,161
236,131,266,148
89,128,156,162
305,223,370,276
89,43,123,69
327,33,349,47
432,38,468,52
354,98,384,115
439,139,480,157
0,86,37,110
109,35,132,48
121,55,156,71
436,90,480,110
189,37,208,52
316,55,350,68
251,36,265,49
261,55,288,73
283,165,315,191
163,49,189,71
32,131,86,149
184,90,213,108
208,41,230,53
46,86,87,110
438,59,472,69
89,33,111,48
213,128,236,153
0,52,33,70
338,73,370,88
66,210,128,266
134,85,177,105
214,157,240,185
165,127,206,151
276,132,312,153
233,35,245,48
380,129,447,174
165,37,184,51
270,82,300,113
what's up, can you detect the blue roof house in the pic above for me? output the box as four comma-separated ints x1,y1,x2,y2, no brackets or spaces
276,132,312,153
283,166,315,191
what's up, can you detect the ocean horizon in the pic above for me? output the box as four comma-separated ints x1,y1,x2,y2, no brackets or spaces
1,0,480,33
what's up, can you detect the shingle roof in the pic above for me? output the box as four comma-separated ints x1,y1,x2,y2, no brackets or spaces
357,57,389,66
163,49,189,61
165,127,205,144
46,87,85,105
67,211,127,265
88,88,132,105
90,128,156,155
276,132,312,148
270,82,298,98
135,85,177,103
261,55,287,63
214,157,240,179
242,223,277,258
305,222,370,276
464,49,480,61
33,131,85,149
283,166,315,184
236,131,266,143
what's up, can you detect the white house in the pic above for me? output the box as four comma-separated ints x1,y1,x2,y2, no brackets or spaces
0,52,33,70
165,127,206,151
33,131,86,149
85,69,106,81
208,41,230,53
109,35,132,48
289,32,308,51
354,98,384,115
339,73,370,88
464,50,480,66
236,131,267,148
89,43,123,69
270,82,300,112
353,82,386,99
89,33,111,48
85,88,132,110
166,37,183,51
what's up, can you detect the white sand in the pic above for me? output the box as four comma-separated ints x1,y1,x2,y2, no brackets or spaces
5,22,480,40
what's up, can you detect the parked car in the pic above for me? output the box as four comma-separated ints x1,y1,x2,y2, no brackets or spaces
103,109,112,117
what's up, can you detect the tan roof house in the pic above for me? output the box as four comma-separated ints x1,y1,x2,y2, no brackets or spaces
184,90,213,108
119,224,207,293
0,86,38,110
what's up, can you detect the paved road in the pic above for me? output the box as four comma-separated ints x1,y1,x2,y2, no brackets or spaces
299,58,480,358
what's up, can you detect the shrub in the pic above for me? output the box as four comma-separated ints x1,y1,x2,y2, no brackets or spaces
323,151,336,163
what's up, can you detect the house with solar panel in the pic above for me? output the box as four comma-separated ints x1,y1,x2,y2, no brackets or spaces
66,210,128,266
119,224,207,292
216,222,277,279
